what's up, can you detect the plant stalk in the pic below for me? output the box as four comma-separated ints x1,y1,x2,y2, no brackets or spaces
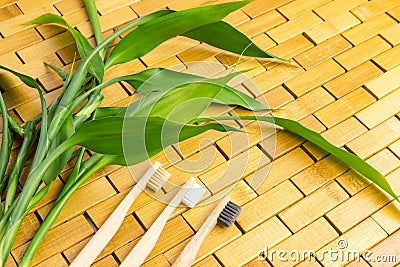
6,113,23,137
83,0,103,46
4,121,36,212
0,19,141,264
19,154,112,267
57,148,85,199
29,89,48,171
0,93,11,188
0,137,76,265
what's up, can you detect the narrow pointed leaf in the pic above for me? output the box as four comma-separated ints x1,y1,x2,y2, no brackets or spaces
71,116,240,165
125,68,239,93
129,9,286,62
123,68,205,92
94,106,125,119
127,82,227,123
101,68,268,117
183,21,287,62
44,62,67,80
129,69,269,111
106,0,251,67
27,13,104,81
0,67,75,185
0,67,47,136
0,66,50,176
197,115,398,200
0,65,40,89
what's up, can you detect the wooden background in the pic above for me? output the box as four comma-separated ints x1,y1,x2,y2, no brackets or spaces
1,0,400,266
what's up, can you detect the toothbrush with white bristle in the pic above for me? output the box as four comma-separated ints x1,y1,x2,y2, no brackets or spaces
171,196,241,267
120,177,206,267
70,161,170,267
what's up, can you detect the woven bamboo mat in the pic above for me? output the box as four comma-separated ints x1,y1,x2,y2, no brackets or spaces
1,0,400,266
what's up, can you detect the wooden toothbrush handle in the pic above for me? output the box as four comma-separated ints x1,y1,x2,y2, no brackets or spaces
70,184,144,267
172,196,231,267
120,178,196,267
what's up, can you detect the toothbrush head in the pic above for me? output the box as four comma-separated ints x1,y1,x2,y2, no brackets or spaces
147,162,171,192
217,201,241,227
181,181,207,208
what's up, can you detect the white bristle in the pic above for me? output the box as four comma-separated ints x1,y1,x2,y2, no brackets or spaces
181,182,207,208
147,165,171,192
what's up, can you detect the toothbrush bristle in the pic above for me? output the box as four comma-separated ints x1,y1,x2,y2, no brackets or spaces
217,201,241,227
147,166,171,192
182,183,207,208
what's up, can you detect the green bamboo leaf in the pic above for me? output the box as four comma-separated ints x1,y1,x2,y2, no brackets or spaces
129,69,269,111
127,82,227,123
44,62,67,80
122,68,205,92
46,10,179,112
70,116,240,165
0,65,40,89
197,115,398,200
128,9,285,62
123,68,240,93
27,13,104,82
0,67,49,158
105,0,251,67
0,66,77,185
0,65,48,149
125,74,267,123
126,10,174,26
211,83,268,111
96,68,267,118
183,21,287,62
93,106,125,119
0,66,51,180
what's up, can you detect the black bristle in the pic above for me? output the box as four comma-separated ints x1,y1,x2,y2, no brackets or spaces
217,201,241,227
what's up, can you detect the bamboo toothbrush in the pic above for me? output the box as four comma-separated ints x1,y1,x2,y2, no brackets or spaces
120,177,206,267
172,196,241,267
70,161,170,267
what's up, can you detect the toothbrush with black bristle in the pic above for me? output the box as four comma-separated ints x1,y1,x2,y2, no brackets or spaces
172,196,241,267
120,177,207,267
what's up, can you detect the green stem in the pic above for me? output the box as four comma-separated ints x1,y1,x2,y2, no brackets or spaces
6,113,23,137
84,0,103,46
0,137,76,265
0,183,51,240
0,93,12,202
4,121,36,212
0,185,50,267
0,200,16,240
0,132,12,194
29,88,48,171
19,154,112,267
57,148,85,199
28,184,51,211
